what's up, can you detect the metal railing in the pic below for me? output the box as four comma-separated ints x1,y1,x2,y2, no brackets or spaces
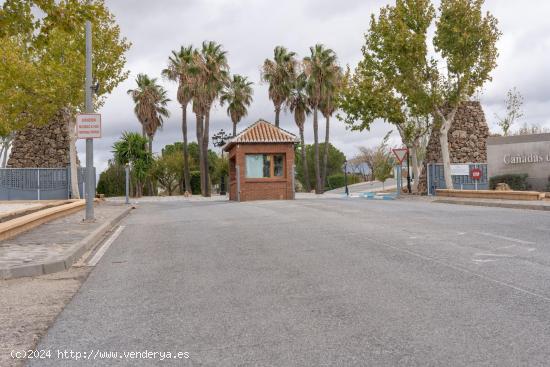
427,163,488,196
0,167,93,200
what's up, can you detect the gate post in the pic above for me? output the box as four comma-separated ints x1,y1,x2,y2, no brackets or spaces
291,164,296,199
37,168,41,200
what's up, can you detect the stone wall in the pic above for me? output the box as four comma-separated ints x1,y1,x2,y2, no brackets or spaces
7,114,74,168
417,101,489,193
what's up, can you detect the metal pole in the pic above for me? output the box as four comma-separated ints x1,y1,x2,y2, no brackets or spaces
85,20,94,220
396,165,401,198
37,168,40,200
125,164,130,204
406,151,411,193
344,160,349,196
291,164,296,199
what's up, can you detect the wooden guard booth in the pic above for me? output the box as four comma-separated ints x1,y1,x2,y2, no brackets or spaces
223,120,297,202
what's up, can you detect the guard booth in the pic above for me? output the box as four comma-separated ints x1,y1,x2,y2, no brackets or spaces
223,120,297,202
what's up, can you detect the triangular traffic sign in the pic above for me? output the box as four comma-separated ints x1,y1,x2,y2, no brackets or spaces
392,148,408,164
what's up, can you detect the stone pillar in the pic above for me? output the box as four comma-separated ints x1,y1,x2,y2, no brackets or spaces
417,101,489,194
7,114,74,168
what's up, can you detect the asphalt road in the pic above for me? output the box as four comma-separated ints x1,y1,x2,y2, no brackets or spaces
29,198,550,366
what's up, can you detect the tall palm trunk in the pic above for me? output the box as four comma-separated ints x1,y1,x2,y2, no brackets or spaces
196,113,205,195
299,127,310,192
274,105,281,127
313,107,322,194
147,135,155,196
321,114,330,190
202,109,211,197
232,121,237,137
181,104,191,194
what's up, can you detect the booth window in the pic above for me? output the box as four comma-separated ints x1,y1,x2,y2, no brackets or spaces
246,154,285,178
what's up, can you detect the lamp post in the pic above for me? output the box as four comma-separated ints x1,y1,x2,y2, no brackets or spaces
344,159,349,197
84,19,95,221
125,163,130,205
406,150,412,194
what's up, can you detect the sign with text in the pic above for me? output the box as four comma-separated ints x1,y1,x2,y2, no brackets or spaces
76,114,101,139
392,148,408,164
450,164,470,176
470,167,482,180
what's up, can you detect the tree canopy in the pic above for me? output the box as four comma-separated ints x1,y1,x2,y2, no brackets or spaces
0,0,130,134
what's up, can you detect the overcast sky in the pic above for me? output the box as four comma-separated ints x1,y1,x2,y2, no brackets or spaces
80,0,550,174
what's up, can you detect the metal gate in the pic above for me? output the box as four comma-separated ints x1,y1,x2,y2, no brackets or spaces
0,167,92,200
427,163,488,196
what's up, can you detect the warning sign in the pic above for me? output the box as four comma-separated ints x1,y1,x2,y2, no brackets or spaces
76,114,101,139
392,148,408,164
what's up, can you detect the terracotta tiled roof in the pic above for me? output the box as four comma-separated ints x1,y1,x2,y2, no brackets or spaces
223,119,298,151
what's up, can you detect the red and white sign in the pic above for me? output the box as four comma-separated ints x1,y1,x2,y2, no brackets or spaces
392,148,409,164
470,167,483,180
76,113,101,139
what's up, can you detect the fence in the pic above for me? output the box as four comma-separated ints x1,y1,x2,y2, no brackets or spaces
427,163,488,196
0,167,94,200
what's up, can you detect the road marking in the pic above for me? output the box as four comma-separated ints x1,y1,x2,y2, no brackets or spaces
477,232,536,246
367,237,550,303
474,253,515,258
472,259,497,263
87,226,125,266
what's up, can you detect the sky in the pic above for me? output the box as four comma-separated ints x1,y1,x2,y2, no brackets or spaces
79,0,550,174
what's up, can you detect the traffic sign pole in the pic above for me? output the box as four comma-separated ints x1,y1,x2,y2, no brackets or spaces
85,19,94,221
392,148,409,198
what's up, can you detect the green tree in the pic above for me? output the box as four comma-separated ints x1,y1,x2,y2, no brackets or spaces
372,132,394,189
97,160,126,197
496,87,523,136
112,132,151,197
127,74,170,153
191,41,229,197
340,0,500,190
1,0,130,198
261,46,298,127
295,143,346,191
288,72,311,192
162,45,195,194
220,74,254,136
303,44,338,194
151,152,182,196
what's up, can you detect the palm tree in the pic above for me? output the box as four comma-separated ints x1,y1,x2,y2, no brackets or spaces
220,74,254,136
288,72,311,192
162,45,194,194
261,46,297,127
303,44,338,194
320,66,342,188
192,41,229,196
127,74,170,195
127,73,170,153
113,132,151,197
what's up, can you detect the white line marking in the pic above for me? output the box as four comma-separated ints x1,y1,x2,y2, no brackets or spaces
477,232,536,245
472,259,497,263
497,245,516,250
88,226,125,266
474,253,515,258
366,238,550,303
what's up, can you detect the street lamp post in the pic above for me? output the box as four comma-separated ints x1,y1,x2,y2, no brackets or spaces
344,160,349,197
125,163,130,205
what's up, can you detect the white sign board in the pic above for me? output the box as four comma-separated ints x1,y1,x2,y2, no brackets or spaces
76,114,101,139
450,164,470,176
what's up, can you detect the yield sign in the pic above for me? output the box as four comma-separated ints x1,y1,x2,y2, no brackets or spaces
392,148,408,164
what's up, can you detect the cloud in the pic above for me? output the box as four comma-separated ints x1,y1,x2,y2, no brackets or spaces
85,0,550,174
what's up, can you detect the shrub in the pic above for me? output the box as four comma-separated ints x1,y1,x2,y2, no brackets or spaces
489,174,529,191
190,171,201,195
326,173,362,190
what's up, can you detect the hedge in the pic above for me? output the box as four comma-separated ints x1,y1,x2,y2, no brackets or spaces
489,174,530,191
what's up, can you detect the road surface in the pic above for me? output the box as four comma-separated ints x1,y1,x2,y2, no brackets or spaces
30,198,550,366
327,178,397,194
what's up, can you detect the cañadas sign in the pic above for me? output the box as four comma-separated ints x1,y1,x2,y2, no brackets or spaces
76,114,102,139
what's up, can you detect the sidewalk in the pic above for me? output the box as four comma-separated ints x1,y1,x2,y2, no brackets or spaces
428,196,550,211
0,202,132,280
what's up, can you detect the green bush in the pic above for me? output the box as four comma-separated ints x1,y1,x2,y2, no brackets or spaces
326,173,361,190
489,174,530,191
190,171,201,195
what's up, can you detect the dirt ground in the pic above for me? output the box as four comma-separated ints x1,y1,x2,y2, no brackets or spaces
0,267,90,367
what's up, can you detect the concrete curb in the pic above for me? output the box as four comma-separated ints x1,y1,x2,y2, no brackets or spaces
0,200,86,241
0,206,133,280
433,199,550,211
